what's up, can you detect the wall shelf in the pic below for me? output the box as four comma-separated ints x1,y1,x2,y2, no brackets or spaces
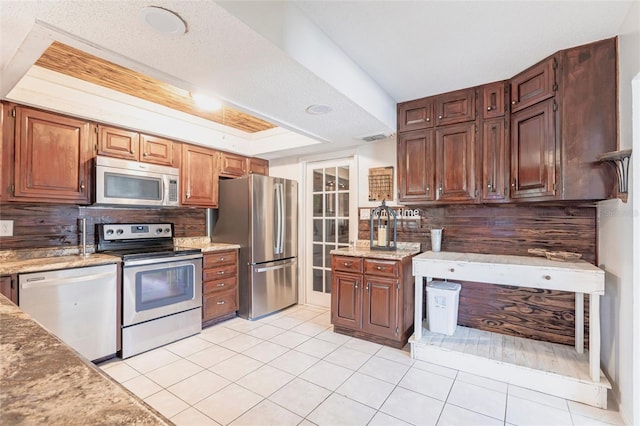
597,149,632,203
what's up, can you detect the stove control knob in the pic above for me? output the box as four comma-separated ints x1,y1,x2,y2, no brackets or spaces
116,229,124,235
106,229,114,236
164,228,171,234
155,228,163,235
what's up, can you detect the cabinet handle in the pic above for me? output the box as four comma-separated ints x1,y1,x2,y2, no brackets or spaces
344,262,351,267
130,148,135,154
366,282,370,292
438,115,443,119
376,266,383,270
487,106,493,111
487,180,492,189
449,268,455,272
216,283,225,287
511,179,516,188
543,275,551,280
355,282,359,289
426,184,430,192
186,190,191,199
219,257,226,261
511,100,517,105
80,181,85,190
217,271,225,275
217,301,225,305
439,186,443,193
143,152,148,157
426,117,431,122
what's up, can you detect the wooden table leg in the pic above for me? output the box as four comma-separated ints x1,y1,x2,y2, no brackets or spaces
414,275,423,341
589,293,601,382
575,292,584,354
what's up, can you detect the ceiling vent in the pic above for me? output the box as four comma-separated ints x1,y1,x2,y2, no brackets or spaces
361,133,391,142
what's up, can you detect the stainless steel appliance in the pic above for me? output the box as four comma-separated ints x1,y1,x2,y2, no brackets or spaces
19,264,118,362
95,155,179,206
213,175,298,319
96,223,202,358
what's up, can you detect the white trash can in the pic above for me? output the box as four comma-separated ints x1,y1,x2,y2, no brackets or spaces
427,280,462,335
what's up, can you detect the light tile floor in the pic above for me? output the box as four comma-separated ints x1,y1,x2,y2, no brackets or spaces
99,305,624,426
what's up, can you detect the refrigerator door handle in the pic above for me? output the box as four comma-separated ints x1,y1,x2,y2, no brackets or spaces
254,261,295,273
274,182,284,255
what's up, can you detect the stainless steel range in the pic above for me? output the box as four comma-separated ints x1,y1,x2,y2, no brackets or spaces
96,223,202,359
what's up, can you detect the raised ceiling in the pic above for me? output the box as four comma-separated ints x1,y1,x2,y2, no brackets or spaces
0,1,635,159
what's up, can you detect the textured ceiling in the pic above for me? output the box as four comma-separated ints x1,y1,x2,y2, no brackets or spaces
0,0,635,159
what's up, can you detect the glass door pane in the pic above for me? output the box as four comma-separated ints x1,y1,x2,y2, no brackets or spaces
306,159,354,308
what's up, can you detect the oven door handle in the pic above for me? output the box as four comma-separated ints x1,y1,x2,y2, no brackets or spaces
123,253,203,267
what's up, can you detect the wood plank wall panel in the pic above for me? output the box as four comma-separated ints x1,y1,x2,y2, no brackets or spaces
0,204,206,250
359,204,596,347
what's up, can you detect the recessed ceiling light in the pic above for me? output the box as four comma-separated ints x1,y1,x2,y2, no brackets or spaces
139,7,187,36
305,104,333,115
190,92,222,111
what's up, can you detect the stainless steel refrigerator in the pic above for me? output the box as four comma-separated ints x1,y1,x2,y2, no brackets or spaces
212,174,298,319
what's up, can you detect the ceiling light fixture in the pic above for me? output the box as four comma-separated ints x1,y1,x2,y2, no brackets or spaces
305,104,333,115
139,6,187,36
190,92,223,111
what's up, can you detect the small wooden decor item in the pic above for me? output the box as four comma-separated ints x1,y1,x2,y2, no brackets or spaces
528,248,582,262
368,167,394,201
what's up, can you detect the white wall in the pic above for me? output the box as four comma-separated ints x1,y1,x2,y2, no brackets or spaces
597,2,639,425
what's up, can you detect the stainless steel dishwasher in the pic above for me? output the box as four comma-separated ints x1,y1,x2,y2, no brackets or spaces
19,264,117,361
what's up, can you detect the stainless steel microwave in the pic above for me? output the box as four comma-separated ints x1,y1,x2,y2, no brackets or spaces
95,156,180,206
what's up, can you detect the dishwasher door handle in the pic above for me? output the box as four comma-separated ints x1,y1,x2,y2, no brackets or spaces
21,271,115,289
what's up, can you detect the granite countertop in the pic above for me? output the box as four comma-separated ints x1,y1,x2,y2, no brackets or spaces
0,294,170,425
0,249,121,275
174,236,241,252
331,240,422,260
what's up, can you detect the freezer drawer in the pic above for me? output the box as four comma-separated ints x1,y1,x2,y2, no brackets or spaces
245,258,298,319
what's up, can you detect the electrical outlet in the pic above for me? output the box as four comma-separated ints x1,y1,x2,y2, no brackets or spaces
0,220,14,237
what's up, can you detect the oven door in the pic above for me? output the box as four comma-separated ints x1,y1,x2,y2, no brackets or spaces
123,255,202,326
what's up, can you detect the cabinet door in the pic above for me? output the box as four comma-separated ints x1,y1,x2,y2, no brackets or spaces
97,125,139,160
331,271,361,329
397,130,435,202
481,118,508,202
397,98,433,132
140,134,173,166
219,152,247,177
435,88,475,126
362,276,398,339
14,107,91,203
0,275,17,305
510,100,556,199
247,157,269,175
203,288,238,319
510,57,556,113
482,82,506,119
435,122,477,202
181,144,218,207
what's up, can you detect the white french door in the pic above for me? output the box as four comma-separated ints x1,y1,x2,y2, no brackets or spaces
305,158,356,307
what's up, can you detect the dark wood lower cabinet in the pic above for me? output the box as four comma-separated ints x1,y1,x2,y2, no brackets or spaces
331,254,414,348
0,274,18,304
202,250,238,327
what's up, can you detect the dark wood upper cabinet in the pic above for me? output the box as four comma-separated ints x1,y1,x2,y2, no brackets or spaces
98,125,174,166
435,122,477,202
12,106,91,204
97,125,139,161
397,130,435,202
397,98,434,132
510,57,556,113
435,88,476,126
510,99,556,200
139,134,174,166
181,144,218,207
219,151,247,178
482,82,507,119
481,118,508,202
247,157,269,175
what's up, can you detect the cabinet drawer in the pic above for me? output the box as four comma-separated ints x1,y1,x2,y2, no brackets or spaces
364,259,399,278
203,277,237,295
203,288,238,318
204,264,236,281
332,255,363,273
204,250,237,268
